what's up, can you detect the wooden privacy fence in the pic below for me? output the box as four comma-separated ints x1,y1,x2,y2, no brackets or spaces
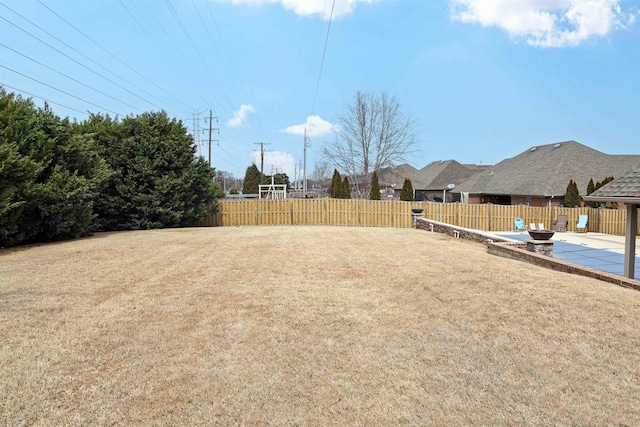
196,199,640,236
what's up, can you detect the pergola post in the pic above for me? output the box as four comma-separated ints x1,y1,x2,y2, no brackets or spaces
624,204,638,279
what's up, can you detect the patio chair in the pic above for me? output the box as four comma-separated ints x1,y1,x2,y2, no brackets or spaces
576,215,589,233
538,223,545,231
514,217,526,232
554,214,568,232
529,223,537,231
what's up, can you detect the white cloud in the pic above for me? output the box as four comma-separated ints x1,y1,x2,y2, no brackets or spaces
251,150,297,177
282,115,339,137
450,0,636,47
224,0,383,19
227,104,255,128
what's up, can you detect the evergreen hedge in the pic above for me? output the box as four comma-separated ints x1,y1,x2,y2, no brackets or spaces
0,88,223,247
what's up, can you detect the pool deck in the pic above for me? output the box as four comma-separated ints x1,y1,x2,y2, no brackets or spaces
492,231,639,278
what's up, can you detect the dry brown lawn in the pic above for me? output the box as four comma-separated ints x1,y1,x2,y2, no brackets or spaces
2,226,640,426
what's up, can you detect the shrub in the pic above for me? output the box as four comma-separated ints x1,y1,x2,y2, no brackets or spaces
400,178,414,201
242,164,261,195
330,169,342,198
342,176,351,199
564,179,580,208
369,170,381,200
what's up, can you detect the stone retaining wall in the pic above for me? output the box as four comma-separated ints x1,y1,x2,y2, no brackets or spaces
415,218,507,245
415,218,640,291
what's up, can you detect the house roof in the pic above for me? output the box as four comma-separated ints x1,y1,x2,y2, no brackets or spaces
584,169,640,205
412,160,483,190
377,163,419,186
454,141,640,197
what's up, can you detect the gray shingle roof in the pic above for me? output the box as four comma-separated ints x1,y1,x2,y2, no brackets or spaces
412,160,481,190
377,163,419,186
454,141,640,197
588,169,640,199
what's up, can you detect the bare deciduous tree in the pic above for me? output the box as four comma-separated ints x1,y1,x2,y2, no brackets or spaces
311,160,330,183
323,91,416,196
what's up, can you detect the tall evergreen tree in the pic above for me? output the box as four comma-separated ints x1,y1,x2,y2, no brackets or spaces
596,176,614,190
1,90,110,246
587,178,595,195
564,179,580,208
242,164,261,195
342,176,351,199
369,170,381,200
330,169,342,198
400,178,414,201
271,173,290,188
594,176,616,209
0,90,42,246
84,111,220,230
586,178,596,208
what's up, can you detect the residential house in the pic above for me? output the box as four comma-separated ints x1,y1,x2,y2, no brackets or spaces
452,141,640,206
376,164,419,199
411,160,490,202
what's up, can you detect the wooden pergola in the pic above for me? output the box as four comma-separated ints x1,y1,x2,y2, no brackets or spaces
584,170,640,280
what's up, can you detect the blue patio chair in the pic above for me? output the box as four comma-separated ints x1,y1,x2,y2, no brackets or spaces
576,215,588,233
514,217,526,232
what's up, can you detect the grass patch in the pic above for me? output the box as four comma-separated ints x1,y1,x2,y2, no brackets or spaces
1,226,640,425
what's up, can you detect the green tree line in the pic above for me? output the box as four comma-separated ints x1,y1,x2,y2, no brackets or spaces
0,88,223,247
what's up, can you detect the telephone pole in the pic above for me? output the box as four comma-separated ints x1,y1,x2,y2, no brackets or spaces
303,129,310,197
254,142,270,182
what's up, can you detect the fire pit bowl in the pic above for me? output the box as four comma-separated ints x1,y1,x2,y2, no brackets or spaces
411,208,424,214
528,230,555,240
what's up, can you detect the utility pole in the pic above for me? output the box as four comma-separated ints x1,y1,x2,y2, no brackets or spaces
299,160,303,190
207,110,219,168
192,111,197,154
254,142,270,182
192,109,208,158
303,128,310,197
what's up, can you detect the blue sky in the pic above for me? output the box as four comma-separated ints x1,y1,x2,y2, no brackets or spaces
1,0,639,180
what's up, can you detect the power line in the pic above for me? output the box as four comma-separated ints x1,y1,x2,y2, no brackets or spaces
201,1,272,145
0,83,90,116
0,14,172,115
163,0,265,147
2,1,259,175
310,0,337,118
126,0,268,158
0,43,143,113
0,64,120,115
0,2,189,116
162,0,228,114
35,0,191,116
304,0,337,197
118,0,198,109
